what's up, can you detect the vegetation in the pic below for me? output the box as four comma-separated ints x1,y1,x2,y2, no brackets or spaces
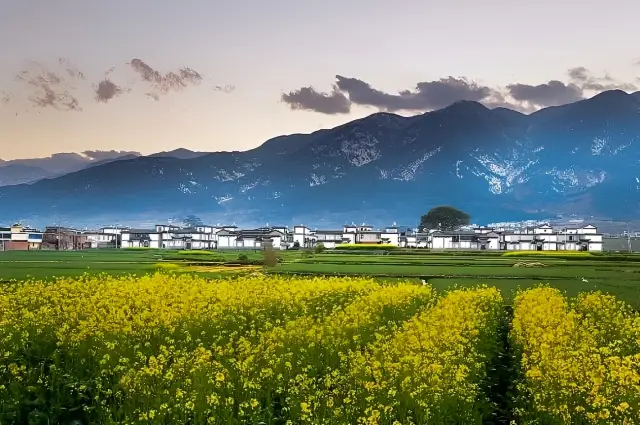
1,275,637,424
511,287,640,423
262,244,278,267
419,205,470,231
503,250,593,258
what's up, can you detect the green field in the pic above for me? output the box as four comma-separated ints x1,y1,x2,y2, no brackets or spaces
1,248,639,308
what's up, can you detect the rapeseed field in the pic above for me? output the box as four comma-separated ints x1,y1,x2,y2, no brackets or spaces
0,273,638,424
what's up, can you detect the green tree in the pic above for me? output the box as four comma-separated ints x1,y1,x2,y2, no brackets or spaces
419,206,470,231
314,242,326,254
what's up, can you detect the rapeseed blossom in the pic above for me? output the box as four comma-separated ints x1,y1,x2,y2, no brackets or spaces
511,287,640,424
2,273,637,424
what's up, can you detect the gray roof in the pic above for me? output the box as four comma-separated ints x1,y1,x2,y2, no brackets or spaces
315,230,344,235
128,229,157,234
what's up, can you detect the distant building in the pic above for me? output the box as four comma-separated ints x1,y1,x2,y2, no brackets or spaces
0,224,43,251
501,224,602,251
216,228,285,249
43,226,89,250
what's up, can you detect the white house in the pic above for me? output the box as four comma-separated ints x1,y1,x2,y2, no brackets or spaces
502,224,602,252
313,230,346,249
293,225,313,248
431,231,501,250
121,229,162,248
216,228,285,249
83,232,116,248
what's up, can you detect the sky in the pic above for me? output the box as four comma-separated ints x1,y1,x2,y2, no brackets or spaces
1,0,639,160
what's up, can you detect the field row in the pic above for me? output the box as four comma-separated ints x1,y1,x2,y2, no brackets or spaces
0,275,638,424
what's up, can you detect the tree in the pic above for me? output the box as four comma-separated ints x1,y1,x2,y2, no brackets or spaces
314,242,326,254
419,206,470,231
263,243,278,267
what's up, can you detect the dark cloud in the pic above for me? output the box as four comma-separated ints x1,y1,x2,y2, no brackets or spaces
281,85,351,114
334,75,494,112
129,59,203,100
82,150,140,160
568,66,637,92
14,62,81,111
283,61,639,115
506,81,584,107
94,79,125,103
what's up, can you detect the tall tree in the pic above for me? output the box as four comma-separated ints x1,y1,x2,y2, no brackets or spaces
419,206,470,231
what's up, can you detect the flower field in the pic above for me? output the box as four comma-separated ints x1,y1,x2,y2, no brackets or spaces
0,273,638,424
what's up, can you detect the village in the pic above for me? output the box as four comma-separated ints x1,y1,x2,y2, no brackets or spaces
0,221,616,252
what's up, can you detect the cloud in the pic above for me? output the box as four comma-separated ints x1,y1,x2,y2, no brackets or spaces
336,75,494,112
94,79,126,103
14,61,82,111
214,84,236,94
82,150,140,161
1,91,11,105
506,81,584,107
58,57,86,81
128,59,203,100
281,85,351,114
568,66,637,92
283,63,639,115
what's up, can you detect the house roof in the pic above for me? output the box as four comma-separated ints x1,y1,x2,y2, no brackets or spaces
239,230,283,238
314,230,344,235
127,229,157,234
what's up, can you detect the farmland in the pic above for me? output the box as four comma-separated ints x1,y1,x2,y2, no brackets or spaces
0,248,638,423
1,248,640,308
0,274,638,424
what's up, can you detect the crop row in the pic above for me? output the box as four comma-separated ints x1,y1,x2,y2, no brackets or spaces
0,274,638,424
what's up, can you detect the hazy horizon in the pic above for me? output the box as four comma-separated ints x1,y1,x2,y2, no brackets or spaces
2,0,639,160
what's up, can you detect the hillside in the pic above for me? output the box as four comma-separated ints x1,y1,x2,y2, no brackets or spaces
1,90,639,227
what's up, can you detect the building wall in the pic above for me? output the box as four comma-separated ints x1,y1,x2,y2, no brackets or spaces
487,238,500,250
382,233,399,246
217,235,237,248
5,241,29,250
358,233,380,243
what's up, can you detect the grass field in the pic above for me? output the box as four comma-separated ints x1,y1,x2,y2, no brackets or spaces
1,248,640,308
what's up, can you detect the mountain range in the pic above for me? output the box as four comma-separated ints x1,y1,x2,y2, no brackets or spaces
0,149,211,187
2,90,640,228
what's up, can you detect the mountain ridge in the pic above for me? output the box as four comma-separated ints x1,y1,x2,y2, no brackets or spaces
2,90,639,227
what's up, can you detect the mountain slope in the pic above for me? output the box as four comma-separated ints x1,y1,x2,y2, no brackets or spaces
1,90,639,227
0,164,56,186
147,149,211,159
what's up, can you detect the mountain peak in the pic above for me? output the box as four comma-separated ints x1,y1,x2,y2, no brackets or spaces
147,149,210,159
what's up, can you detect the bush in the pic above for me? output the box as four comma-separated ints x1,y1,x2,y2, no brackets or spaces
237,254,249,261
263,245,278,267
314,242,326,254
154,262,180,271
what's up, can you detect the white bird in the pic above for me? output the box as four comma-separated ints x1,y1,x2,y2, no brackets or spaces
421,279,427,286
581,277,588,283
